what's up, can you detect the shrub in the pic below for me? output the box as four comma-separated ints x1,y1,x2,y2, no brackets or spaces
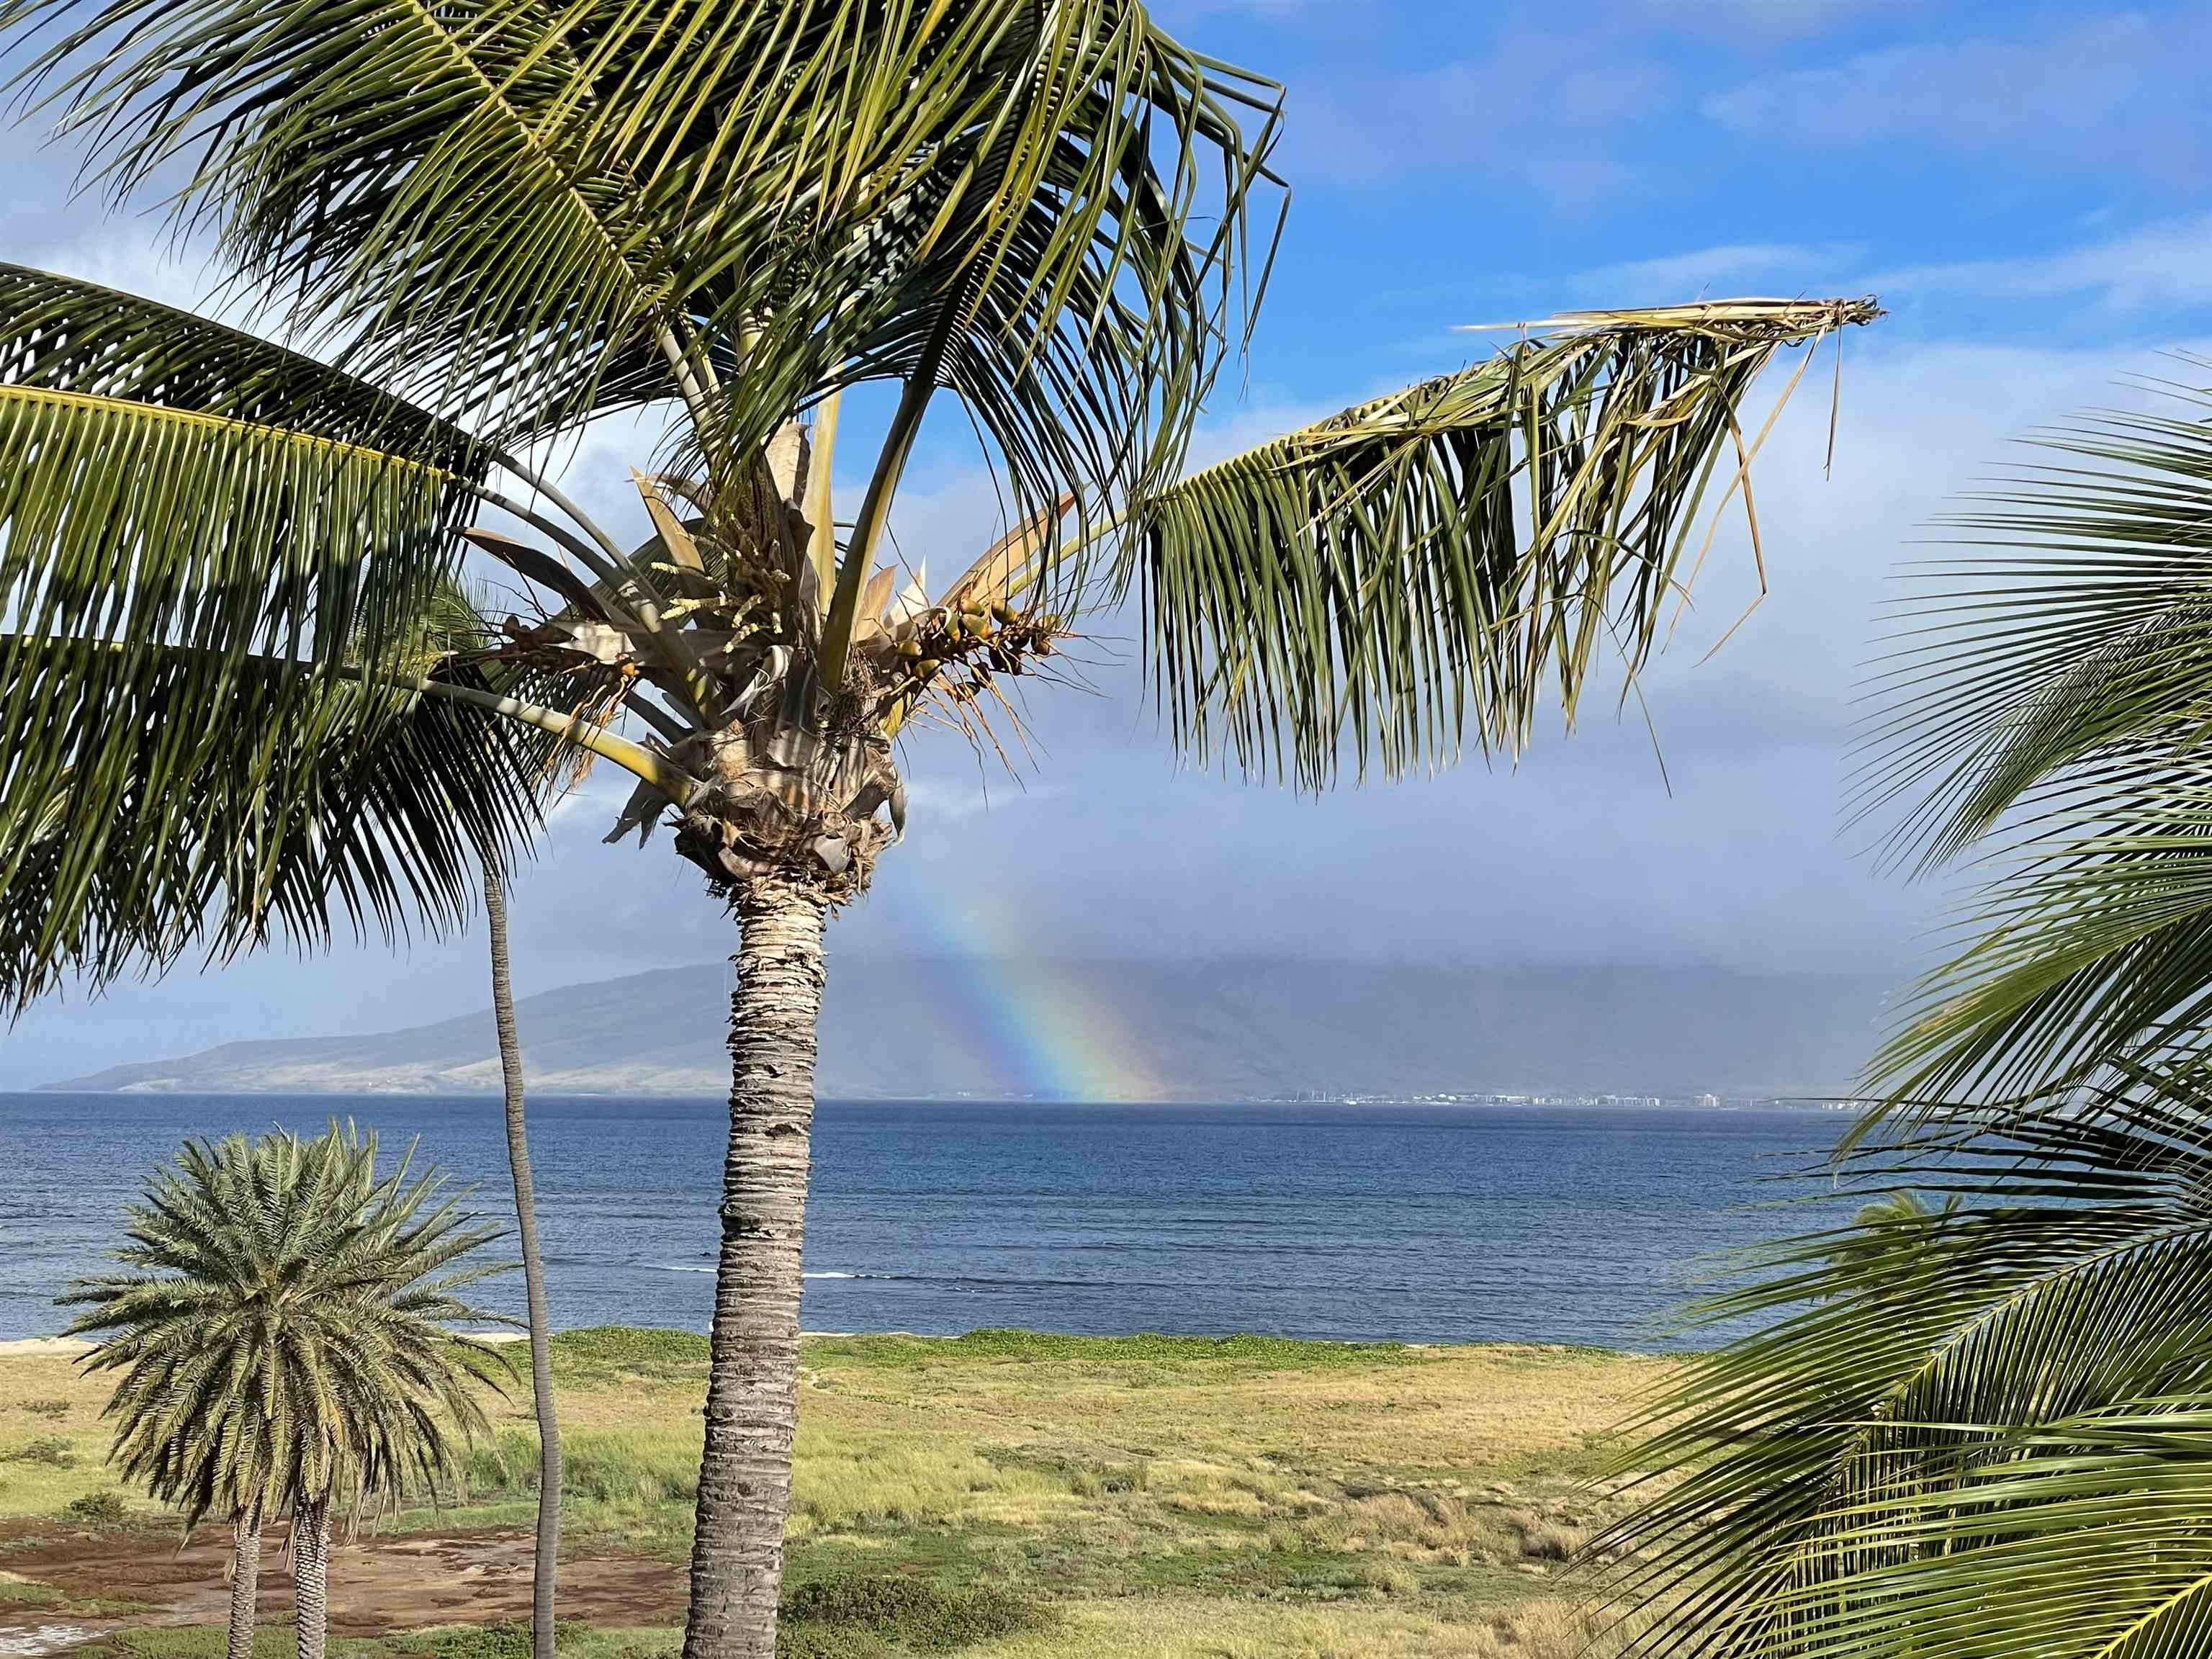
24,1400,71,1419
561,1437,697,1506
2,1437,76,1467
460,1430,542,1498
420,1620,592,1659
64,1491,127,1528
1505,1507,1586,1563
778,1573,1048,1655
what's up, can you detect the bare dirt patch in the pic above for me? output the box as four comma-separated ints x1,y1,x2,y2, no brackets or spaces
0,1521,682,1640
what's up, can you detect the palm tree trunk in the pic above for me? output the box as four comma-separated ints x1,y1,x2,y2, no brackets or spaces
291,1493,330,1659
681,880,829,1659
485,855,560,1659
226,1500,261,1659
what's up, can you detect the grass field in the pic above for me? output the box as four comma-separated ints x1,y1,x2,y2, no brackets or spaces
0,1328,1665,1658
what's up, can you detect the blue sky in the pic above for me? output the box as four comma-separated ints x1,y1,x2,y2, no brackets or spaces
7,0,2212,1084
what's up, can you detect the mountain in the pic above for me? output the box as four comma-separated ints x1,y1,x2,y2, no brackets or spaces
37,958,1899,1100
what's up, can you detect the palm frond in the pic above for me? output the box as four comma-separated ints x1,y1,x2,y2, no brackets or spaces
0,262,484,662
0,637,551,1009
4,0,685,433
0,270,572,1002
10,0,1283,466
1858,373,2212,1105
1600,1055,2212,1659
1128,298,1877,788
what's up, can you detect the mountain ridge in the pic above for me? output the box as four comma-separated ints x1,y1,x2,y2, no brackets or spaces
39,958,1898,1100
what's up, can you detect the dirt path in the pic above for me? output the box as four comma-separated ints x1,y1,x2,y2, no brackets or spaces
0,1521,684,1648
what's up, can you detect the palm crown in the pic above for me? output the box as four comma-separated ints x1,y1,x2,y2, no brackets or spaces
61,1125,505,1529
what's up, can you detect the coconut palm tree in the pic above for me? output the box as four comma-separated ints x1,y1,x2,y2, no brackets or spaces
1597,370,2212,1658
0,4,1876,1653
62,1126,506,1659
483,860,562,1659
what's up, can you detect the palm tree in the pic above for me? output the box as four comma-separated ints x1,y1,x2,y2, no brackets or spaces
483,859,562,1659
0,4,1878,1653
62,1126,506,1659
1598,371,2212,1658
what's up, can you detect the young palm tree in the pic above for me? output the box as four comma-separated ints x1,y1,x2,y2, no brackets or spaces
0,4,1877,1653
1599,371,2212,1658
483,860,562,1659
63,1128,506,1659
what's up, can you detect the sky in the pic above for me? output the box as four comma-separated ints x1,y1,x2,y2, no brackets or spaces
6,0,2212,1084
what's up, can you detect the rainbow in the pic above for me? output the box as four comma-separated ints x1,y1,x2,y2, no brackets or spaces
897,891,1166,1102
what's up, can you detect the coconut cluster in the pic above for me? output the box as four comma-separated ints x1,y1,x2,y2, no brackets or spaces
871,601,1061,715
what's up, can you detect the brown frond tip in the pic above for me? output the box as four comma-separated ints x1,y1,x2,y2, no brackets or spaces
1462,296,1885,341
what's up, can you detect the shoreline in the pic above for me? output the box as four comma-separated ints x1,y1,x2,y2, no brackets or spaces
0,1331,930,1356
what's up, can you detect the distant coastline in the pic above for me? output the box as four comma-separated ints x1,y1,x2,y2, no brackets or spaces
27,1083,1845,1109
28,956,1895,1102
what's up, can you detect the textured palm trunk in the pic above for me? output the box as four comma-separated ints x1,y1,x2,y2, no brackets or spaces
681,880,828,1659
226,1501,261,1659
485,858,561,1659
292,1494,330,1659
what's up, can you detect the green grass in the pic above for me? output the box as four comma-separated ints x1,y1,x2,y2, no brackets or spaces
544,1328,710,1388
1,1329,1663,1658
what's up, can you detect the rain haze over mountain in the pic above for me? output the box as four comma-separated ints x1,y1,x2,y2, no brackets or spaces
8,0,2212,1087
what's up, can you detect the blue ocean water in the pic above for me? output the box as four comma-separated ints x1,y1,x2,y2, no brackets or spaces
0,1095,1847,1346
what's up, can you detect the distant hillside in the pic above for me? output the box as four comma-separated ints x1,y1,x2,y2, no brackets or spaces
39,959,1898,1100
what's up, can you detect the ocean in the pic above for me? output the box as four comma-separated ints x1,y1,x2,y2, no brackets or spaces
0,1094,1848,1347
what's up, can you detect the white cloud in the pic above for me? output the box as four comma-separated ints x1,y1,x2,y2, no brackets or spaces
1869,216,2212,313
1569,242,1869,304
1565,217,2212,325
1701,10,2201,177
902,776,1070,823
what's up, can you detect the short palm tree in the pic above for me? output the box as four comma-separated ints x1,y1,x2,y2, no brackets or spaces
62,1128,505,1659
0,2,1876,1653
1599,370,2212,1657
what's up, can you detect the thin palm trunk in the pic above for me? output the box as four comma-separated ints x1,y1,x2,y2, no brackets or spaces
485,856,560,1659
681,881,828,1659
291,1493,330,1659
226,1500,261,1659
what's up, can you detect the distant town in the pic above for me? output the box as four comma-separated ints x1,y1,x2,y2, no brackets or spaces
1259,1090,1854,1110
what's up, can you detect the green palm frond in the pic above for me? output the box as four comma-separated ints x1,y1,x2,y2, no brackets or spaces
1856,372,2212,1105
0,637,551,1009
0,261,482,665
1599,1055,2212,1659
6,0,680,433
1128,299,1877,788
0,269,573,1004
12,0,1283,462
64,1125,504,1527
